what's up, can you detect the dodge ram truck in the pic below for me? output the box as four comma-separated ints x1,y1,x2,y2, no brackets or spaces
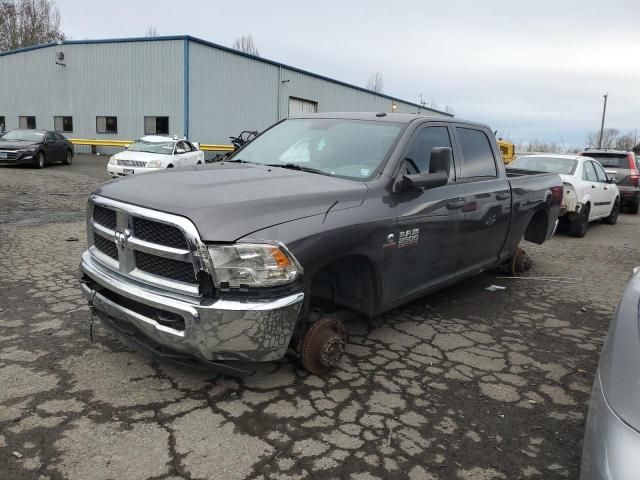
79,113,562,375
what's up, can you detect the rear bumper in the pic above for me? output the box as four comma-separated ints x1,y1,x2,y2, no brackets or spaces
79,251,304,365
617,188,639,203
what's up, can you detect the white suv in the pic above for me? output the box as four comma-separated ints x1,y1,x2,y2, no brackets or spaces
107,136,204,177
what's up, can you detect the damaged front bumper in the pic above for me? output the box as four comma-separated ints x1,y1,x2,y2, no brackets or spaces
79,251,304,371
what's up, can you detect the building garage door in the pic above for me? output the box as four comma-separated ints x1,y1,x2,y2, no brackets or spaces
289,97,318,116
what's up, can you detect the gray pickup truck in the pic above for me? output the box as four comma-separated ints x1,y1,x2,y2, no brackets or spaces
79,113,562,375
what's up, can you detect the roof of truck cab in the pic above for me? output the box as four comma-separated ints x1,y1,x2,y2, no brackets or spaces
288,112,489,128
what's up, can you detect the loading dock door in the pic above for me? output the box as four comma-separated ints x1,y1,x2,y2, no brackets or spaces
288,97,318,116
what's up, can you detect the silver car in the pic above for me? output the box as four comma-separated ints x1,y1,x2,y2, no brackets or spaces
581,266,640,479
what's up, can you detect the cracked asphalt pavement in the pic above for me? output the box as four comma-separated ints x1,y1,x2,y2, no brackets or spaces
1,155,638,480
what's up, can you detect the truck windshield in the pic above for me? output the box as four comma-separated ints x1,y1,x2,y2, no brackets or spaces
128,140,174,155
230,118,403,180
508,156,578,175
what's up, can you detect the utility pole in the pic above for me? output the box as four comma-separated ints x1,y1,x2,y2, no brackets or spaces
598,93,608,148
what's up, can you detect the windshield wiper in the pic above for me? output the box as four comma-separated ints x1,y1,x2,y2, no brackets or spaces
265,163,329,175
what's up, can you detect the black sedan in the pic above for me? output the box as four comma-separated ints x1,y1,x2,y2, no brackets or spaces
0,129,74,168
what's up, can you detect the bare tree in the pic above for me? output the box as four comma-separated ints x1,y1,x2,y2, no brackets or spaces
366,72,384,93
585,128,619,149
0,0,65,52
614,130,638,151
232,34,259,57
145,26,158,37
518,139,562,154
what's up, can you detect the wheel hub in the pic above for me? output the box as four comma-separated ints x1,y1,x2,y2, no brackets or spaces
301,317,347,374
510,248,532,276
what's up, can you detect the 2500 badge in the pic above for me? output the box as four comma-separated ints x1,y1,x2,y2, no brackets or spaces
398,229,419,248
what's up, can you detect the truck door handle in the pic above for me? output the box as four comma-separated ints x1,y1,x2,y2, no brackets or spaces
447,200,466,209
496,192,510,200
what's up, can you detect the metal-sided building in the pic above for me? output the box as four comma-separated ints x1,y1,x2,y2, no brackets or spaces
0,35,450,148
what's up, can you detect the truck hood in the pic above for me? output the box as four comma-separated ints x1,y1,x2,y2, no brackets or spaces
94,163,368,241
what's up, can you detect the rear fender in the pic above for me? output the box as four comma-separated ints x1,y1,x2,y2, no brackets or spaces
562,182,580,214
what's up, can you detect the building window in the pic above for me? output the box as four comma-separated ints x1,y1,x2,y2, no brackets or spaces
288,97,318,116
144,116,169,135
54,116,73,133
96,116,118,134
19,116,36,129
0,116,5,133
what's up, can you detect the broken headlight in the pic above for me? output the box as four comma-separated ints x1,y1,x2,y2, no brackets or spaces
207,243,301,288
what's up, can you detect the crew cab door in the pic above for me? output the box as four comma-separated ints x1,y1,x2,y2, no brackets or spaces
388,124,465,301
453,126,511,276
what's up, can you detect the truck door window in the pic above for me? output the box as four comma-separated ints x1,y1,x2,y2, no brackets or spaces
582,161,598,182
402,126,454,179
456,128,498,179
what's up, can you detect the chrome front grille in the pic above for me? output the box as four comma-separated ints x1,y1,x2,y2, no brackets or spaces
133,217,188,249
87,195,209,297
135,251,195,283
94,235,118,260
93,205,117,230
117,159,146,167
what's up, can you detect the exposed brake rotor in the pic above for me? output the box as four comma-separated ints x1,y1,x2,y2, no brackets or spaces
301,317,347,375
510,247,533,276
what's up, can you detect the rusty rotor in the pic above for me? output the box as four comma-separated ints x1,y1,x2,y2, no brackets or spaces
301,317,347,374
510,248,532,276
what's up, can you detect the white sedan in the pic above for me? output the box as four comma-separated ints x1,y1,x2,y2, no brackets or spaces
107,136,205,177
508,154,620,237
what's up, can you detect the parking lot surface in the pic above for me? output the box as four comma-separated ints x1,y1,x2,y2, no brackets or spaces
1,155,638,480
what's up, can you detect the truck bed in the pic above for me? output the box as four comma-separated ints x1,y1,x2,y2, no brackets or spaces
500,169,562,259
506,167,552,178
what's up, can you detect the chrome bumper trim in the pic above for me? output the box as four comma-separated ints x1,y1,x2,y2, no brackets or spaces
80,251,304,363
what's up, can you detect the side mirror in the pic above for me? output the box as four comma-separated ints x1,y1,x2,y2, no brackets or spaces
401,171,449,191
606,177,615,184
429,147,452,175
398,146,452,192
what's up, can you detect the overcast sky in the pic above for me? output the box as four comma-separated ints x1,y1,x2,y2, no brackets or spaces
56,0,639,147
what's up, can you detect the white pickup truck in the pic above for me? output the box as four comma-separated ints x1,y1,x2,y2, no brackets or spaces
107,136,204,177
508,154,620,237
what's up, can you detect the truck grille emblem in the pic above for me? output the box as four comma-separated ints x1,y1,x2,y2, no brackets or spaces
114,229,130,251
